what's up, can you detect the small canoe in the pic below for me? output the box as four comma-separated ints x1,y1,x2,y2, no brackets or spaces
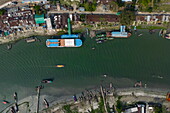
2,100,10,104
56,65,64,68
43,98,49,108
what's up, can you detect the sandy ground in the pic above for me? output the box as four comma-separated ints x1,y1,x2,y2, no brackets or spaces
0,0,11,5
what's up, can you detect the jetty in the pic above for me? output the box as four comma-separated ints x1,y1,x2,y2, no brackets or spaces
36,85,43,113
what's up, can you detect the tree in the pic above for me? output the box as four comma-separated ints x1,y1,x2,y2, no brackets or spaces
120,10,136,26
110,1,119,11
34,5,41,14
80,14,85,21
155,106,162,113
0,9,6,16
116,96,123,113
84,2,89,11
83,1,96,11
117,0,124,7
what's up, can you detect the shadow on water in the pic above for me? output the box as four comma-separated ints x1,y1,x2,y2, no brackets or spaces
80,33,86,43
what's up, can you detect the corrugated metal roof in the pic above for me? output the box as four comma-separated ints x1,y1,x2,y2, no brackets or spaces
34,14,45,24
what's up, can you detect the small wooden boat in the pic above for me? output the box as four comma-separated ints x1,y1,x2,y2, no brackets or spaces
10,106,15,113
43,98,49,108
56,65,65,68
166,93,170,101
14,92,18,102
97,40,104,43
138,34,143,37
25,36,37,43
15,103,19,112
7,44,12,50
2,100,10,104
41,79,53,83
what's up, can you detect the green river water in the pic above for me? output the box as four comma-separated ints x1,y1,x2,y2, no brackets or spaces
0,29,170,110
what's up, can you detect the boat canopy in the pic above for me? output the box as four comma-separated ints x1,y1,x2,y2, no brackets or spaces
61,34,79,38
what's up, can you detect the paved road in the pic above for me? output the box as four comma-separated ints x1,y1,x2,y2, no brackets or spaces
48,10,170,16
48,10,117,15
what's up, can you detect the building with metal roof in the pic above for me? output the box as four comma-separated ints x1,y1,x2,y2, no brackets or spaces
34,14,45,24
111,26,129,38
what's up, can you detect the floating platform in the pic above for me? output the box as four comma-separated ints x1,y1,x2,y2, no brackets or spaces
25,36,37,43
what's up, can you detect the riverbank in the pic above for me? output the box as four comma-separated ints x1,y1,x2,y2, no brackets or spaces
41,87,170,113
2,87,169,113
0,25,168,45
0,27,57,45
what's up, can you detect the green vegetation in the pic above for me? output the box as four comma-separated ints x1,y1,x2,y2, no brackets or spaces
48,0,59,5
33,5,47,15
120,10,136,26
80,0,97,11
62,104,78,113
137,0,161,12
57,31,66,35
155,106,162,113
117,0,125,7
80,14,85,22
0,9,6,16
34,5,42,15
136,25,166,29
109,1,119,11
116,96,123,113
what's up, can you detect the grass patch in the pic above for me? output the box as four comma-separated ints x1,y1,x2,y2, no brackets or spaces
136,25,166,29
57,31,67,35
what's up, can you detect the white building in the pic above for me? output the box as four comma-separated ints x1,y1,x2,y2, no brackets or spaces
45,18,52,30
